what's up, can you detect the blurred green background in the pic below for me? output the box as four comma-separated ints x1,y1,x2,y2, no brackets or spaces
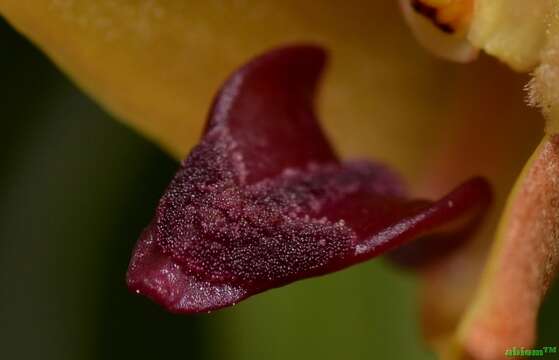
0,17,557,360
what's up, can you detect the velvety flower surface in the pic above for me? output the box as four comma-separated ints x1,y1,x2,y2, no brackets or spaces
127,46,491,313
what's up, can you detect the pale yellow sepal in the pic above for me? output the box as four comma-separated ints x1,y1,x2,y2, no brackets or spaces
468,0,552,71
401,0,551,71
529,3,559,134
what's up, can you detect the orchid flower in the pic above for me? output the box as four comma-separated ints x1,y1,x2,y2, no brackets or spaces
1,1,558,359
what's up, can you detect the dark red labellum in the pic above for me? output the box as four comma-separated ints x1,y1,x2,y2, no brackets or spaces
126,45,491,313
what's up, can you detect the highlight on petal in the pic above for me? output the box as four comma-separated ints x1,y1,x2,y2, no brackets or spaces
126,45,492,313
456,135,559,360
399,0,478,63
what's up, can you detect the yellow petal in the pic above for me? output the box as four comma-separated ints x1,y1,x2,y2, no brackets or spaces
0,0,454,171
467,0,551,71
456,134,559,360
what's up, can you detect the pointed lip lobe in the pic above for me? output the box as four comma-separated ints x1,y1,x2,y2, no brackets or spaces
127,229,248,313
126,45,492,314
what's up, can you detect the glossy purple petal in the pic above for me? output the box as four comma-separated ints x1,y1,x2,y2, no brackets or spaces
127,45,492,313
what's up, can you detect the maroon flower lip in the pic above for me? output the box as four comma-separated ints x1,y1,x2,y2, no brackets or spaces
126,45,492,313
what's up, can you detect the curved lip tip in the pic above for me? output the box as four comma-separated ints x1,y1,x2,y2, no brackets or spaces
126,256,248,314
